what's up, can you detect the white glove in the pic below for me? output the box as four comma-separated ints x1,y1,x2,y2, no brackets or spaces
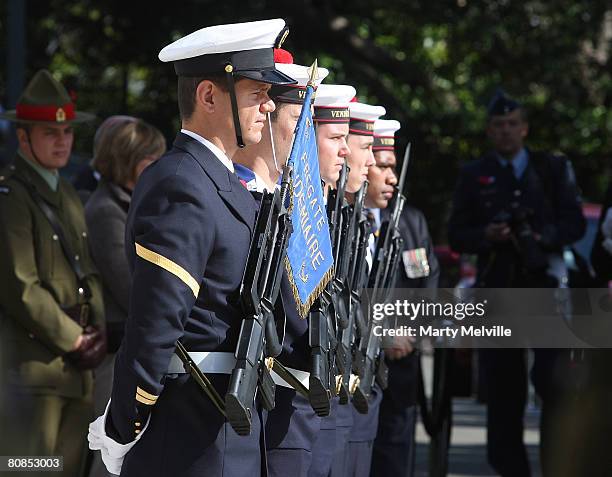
88,400,150,476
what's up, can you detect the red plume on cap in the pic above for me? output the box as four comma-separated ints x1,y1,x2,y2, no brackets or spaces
274,48,294,64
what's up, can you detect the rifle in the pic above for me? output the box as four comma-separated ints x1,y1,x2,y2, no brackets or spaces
336,181,369,405
225,166,293,436
329,163,351,332
347,189,373,384
352,144,411,414
308,162,349,416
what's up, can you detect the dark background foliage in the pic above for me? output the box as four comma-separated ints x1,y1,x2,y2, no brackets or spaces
2,0,611,242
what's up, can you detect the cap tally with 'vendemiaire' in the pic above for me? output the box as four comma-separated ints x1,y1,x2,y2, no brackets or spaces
313,84,356,124
373,119,401,152
348,100,386,136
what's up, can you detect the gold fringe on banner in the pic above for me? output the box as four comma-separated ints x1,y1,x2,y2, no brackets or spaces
284,256,335,319
286,174,295,215
283,104,335,319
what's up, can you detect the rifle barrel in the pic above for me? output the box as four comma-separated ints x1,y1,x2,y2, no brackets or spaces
396,143,411,196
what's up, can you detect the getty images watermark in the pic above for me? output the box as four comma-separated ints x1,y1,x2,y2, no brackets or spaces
365,288,612,348
370,297,510,340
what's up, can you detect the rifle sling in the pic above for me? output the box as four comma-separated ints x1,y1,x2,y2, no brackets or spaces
175,341,227,417
271,359,310,399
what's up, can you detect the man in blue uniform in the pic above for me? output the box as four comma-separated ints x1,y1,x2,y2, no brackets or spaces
87,19,297,477
368,120,439,477
308,83,355,477
233,49,329,477
343,100,385,477
448,91,585,477
313,84,355,190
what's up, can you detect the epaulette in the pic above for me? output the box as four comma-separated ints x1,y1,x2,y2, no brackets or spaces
0,163,16,194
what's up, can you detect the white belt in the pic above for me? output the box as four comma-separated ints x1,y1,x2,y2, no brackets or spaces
167,351,236,375
167,351,310,390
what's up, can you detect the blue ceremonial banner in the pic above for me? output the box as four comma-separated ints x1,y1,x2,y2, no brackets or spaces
284,78,334,317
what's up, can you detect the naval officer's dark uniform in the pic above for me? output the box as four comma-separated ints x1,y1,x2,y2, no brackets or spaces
106,133,260,477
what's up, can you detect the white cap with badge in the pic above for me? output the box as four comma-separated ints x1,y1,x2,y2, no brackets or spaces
159,19,296,85
276,63,329,85
159,18,297,147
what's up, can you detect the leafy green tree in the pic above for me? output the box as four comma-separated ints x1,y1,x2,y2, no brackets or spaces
2,0,610,240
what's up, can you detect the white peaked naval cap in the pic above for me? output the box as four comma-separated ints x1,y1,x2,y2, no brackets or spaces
275,63,329,88
348,102,386,121
314,84,357,108
349,101,386,135
373,119,401,151
158,19,296,86
374,119,401,137
270,63,329,105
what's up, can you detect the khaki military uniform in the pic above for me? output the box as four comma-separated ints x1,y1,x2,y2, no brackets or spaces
0,155,104,477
